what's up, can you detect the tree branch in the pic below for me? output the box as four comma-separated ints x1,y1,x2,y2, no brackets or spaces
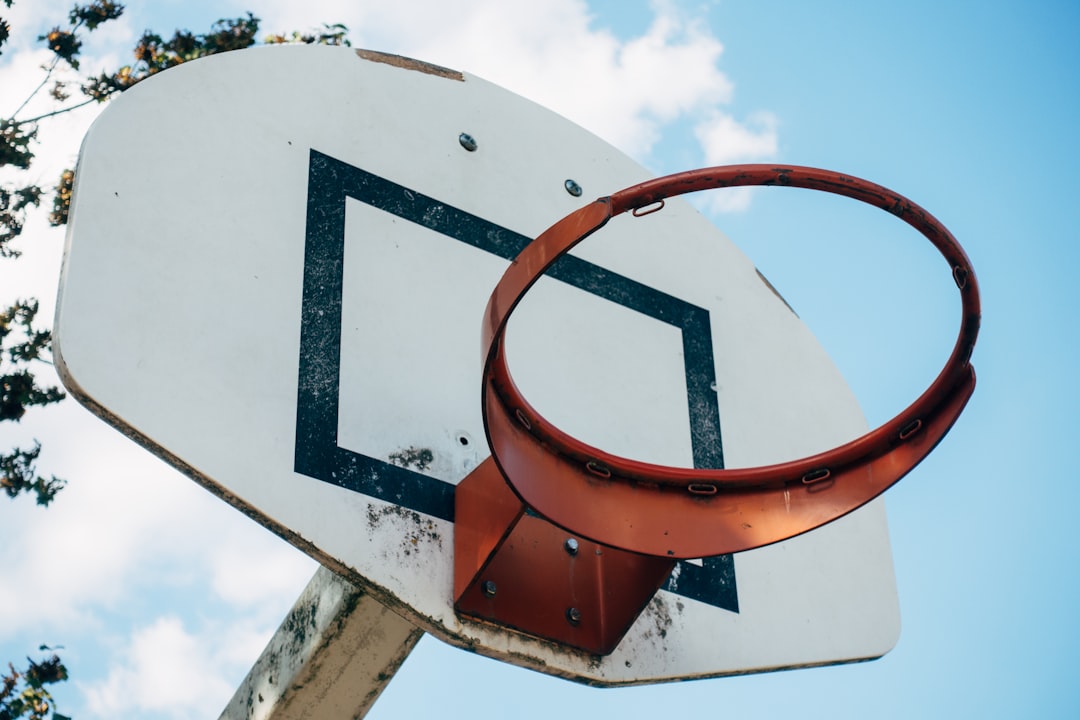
12,96,97,125
6,56,61,122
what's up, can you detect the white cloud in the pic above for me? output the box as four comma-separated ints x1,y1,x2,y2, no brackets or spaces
696,110,779,165
695,185,757,213
693,111,780,212
0,396,313,641
80,616,238,719
0,3,66,56
210,523,317,612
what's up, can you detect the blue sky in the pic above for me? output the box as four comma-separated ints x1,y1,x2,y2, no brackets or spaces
1,1,1077,718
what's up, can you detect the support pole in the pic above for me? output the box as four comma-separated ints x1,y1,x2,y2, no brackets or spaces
219,565,422,720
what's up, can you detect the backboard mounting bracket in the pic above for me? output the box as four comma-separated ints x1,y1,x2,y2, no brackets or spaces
454,457,675,655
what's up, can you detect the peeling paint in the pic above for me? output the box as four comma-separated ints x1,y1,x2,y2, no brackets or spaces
648,595,674,640
355,49,464,81
666,562,681,593
365,503,444,556
387,446,434,471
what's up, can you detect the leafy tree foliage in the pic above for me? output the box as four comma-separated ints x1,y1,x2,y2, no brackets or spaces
1,2,349,715
0,650,70,720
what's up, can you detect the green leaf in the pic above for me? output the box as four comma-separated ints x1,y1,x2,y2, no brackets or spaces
0,121,37,170
70,1,124,31
0,184,43,256
1,371,65,421
38,28,81,69
47,169,73,227
1,443,66,505
0,651,68,718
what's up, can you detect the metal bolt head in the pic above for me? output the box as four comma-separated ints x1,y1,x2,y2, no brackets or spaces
481,580,497,597
564,178,583,197
459,132,478,152
566,607,582,625
564,538,579,555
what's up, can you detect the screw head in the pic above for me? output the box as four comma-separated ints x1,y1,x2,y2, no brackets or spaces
459,132,478,151
564,538,579,555
566,607,582,625
564,178,583,197
481,580,497,598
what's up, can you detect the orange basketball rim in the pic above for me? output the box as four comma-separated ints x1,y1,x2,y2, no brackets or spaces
454,164,980,654
482,165,980,560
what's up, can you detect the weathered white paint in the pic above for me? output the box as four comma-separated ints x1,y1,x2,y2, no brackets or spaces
56,46,899,684
218,566,422,720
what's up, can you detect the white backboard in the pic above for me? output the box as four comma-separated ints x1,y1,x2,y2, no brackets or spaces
55,46,899,684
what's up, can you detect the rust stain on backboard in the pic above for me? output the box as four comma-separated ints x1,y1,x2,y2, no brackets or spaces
355,49,464,81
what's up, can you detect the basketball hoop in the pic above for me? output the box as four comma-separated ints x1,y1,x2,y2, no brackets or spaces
484,165,980,559
455,164,979,653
